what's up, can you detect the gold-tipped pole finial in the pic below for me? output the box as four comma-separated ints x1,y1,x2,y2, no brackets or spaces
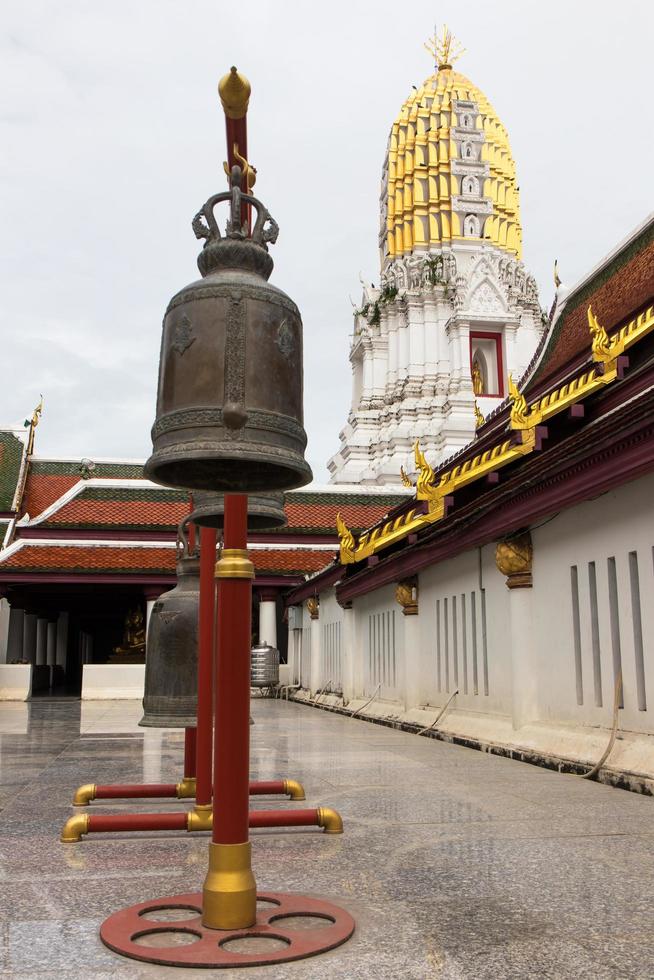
424,25,465,71
218,66,251,119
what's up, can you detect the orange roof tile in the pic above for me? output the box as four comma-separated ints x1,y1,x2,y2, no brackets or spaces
1,544,334,577
45,498,189,529
284,502,391,531
21,474,79,518
1,545,175,573
251,549,336,575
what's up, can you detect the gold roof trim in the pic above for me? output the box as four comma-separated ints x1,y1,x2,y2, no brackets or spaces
338,304,654,565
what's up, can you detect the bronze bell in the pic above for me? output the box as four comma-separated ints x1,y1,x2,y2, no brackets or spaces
189,491,286,531
145,165,313,494
139,519,199,728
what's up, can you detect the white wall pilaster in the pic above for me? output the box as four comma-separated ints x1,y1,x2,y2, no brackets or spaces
259,598,277,648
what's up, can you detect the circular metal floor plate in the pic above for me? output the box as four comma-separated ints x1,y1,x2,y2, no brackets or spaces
100,891,355,968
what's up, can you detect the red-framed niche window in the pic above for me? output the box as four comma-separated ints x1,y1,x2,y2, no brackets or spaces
470,331,504,397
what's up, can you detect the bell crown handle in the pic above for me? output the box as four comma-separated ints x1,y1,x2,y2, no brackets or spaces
192,165,279,250
176,516,198,559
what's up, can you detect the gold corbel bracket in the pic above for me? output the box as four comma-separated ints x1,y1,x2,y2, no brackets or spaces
395,578,419,616
495,532,533,589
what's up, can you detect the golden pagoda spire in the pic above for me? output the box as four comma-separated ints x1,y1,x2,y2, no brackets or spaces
424,25,465,71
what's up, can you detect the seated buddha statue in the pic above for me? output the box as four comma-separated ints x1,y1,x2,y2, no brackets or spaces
111,608,146,662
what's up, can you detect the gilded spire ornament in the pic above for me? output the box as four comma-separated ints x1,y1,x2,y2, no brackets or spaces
474,401,485,429
508,374,530,429
336,513,356,563
554,259,561,288
400,465,414,488
25,394,44,455
424,25,465,70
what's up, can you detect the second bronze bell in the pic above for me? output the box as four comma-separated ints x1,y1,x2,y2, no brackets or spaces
189,491,286,531
140,519,199,728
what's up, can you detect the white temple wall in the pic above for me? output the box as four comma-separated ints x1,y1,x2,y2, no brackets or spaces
417,548,512,715
532,474,654,735
354,585,404,703
318,589,344,695
293,472,654,754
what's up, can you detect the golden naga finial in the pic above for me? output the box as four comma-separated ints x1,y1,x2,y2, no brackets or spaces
25,395,44,455
508,374,530,429
588,305,616,362
424,25,465,71
223,143,256,192
400,465,414,488
414,440,436,496
336,513,356,563
218,66,251,119
554,259,561,288
474,401,485,429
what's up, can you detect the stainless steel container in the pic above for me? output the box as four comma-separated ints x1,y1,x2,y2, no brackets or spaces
250,642,280,688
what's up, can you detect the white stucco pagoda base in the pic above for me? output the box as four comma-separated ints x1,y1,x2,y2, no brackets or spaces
0,664,32,700
81,664,145,700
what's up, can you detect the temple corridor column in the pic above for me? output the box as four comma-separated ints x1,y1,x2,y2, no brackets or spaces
495,533,537,730
307,597,321,697
46,619,57,667
22,613,36,664
258,590,277,648
56,613,68,668
36,617,48,667
0,597,9,664
6,607,24,664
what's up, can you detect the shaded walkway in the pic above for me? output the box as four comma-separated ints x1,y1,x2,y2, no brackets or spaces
1,699,653,978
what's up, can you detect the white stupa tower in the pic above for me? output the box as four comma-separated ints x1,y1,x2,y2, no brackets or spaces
329,29,545,485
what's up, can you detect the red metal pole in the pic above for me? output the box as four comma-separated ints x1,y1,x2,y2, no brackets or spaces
196,527,217,807
203,493,255,928
184,727,197,779
212,495,250,844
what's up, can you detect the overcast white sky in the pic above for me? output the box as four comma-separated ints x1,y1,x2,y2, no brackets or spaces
1,1,652,481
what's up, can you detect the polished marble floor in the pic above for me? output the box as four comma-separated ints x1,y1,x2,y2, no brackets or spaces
1,698,654,979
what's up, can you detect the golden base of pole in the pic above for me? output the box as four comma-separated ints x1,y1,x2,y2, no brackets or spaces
176,776,197,798
202,841,256,929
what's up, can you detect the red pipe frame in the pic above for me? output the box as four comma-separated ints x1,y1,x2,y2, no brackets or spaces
82,809,323,837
